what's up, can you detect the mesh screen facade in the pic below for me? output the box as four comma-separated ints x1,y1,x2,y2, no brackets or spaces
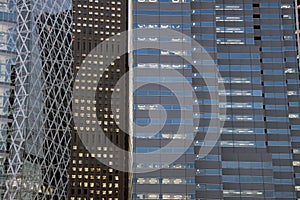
0,0,16,197
3,0,73,199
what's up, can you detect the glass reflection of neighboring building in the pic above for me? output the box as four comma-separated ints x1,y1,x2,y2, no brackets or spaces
133,0,300,199
0,0,16,197
0,0,72,199
132,0,196,199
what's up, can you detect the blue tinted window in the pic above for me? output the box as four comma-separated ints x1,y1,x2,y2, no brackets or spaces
135,0,192,2
273,166,293,172
192,34,216,40
260,14,281,18
134,49,160,55
195,99,218,104
134,76,192,83
272,154,292,159
221,141,265,148
266,117,289,122
261,36,282,40
193,86,218,91
193,73,216,78
282,25,295,30
192,9,215,14
262,58,284,63
267,129,290,134
260,3,280,8
216,4,252,10
262,47,282,52
286,57,297,62
134,90,191,96
196,169,222,175
218,65,260,71
265,93,287,98
274,179,294,184
275,192,295,198
196,184,222,190
216,27,254,33
217,53,259,59
268,141,290,146
264,82,286,86
194,113,218,119
261,25,279,30
195,154,220,160
134,10,190,16
287,79,299,84
292,137,300,142
222,162,272,169
193,22,216,27
284,46,297,51
265,105,288,110
220,77,261,83
223,176,273,183
217,38,254,44
216,16,253,21
290,102,300,107
134,147,194,153
193,60,216,65
263,70,284,74
261,25,293,30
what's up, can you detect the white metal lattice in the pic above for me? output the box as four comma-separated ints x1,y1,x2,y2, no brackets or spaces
4,1,72,199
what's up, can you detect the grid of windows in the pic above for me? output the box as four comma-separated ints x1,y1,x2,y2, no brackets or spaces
193,0,300,199
71,0,300,199
69,0,129,199
132,0,195,199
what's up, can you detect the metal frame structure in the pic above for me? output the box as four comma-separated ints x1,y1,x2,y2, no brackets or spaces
3,1,72,199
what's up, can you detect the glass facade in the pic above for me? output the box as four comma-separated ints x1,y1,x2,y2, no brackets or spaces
0,0,16,197
132,0,300,199
132,0,195,199
2,0,73,199
2,0,300,199
70,0,130,199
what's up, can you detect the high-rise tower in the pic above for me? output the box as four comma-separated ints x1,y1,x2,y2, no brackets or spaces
69,0,130,199
0,0,16,197
132,0,196,199
3,0,73,199
3,0,300,200
131,0,300,199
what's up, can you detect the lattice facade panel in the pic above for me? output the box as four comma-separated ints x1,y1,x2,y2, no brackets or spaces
4,0,73,199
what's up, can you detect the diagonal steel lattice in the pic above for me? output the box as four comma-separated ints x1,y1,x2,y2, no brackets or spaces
3,0,73,199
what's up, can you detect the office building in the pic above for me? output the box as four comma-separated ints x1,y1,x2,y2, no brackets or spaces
69,0,130,199
0,0,16,197
1,0,73,199
132,0,300,199
1,0,300,200
132,0,196,199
